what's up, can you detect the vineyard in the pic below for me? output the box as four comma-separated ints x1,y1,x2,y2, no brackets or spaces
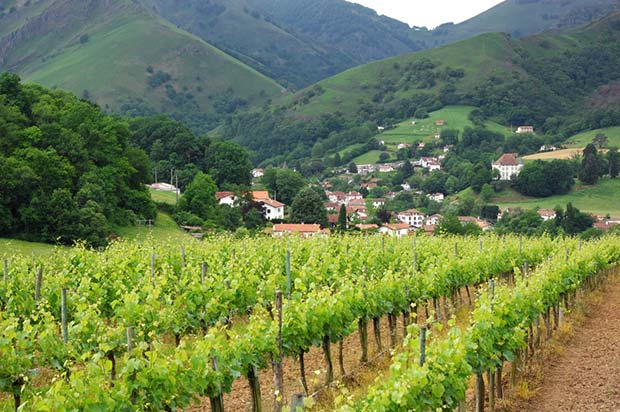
0,234,618,412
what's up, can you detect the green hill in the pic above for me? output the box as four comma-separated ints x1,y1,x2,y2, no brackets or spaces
0,0,283,132
223,14,620,165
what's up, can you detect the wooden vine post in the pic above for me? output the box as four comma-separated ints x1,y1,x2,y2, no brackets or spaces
210,356,225,412
248,364,263,412
201,262,207,285
419,326,427,366
358,318,369,363
34,267,43,302
273,290,284,412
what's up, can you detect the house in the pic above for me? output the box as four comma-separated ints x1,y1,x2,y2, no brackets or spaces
397,143,412,150
272,224,322,238
539,145,557,152
516,126,534,134
371,198,386,208
492,153,524,181
216,191,237,206
397,209,426,228
324,202,340,212
149,182,180,194
538,209,557,221
435,120,445,126
427,193,445,203
347,205,368,220
378,140,385,146
379,223,410,237
423,224,437,235
360,182,378,190
417,142,425,148
251,191,269,201
327,213,341,228
443,145,454,153
345,191,364,204
259,198,285,221
420,157,441,171
377,126,385,131
401,183,411,191
435,133,441,139
357,164,376,175
426,214,443,225
379,165,395,173
385,191,398,199
251,168,264,178
458,216,493,231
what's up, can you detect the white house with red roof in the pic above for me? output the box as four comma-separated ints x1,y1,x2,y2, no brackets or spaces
537,209,557,221
397,209,426,228
492,153,524,181
260,198,285,220
216,191,237,206
379,223,410,237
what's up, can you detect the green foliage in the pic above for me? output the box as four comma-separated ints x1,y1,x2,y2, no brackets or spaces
516,160,575,197
0,74,155,246
578,144,604,185
337,204,347,231
177,172,218,222
291,188,328,226
205,141,252,189
261,167,306,205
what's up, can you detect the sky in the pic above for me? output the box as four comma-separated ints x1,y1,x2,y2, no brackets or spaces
346,0,505,29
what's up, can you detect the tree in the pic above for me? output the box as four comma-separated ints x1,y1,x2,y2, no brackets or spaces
559,203,595,235
516,160,574,197
379,152,390,162
400,160,414,179
578,144,601,185
205,141,252,188
337,204,347,231
607,147,619,178
290,188,328,227
480,183,494,203
177,172,218,222
261,167,306,205
348,162,358,174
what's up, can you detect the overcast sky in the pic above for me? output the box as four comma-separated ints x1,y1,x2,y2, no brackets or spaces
346,0,505,28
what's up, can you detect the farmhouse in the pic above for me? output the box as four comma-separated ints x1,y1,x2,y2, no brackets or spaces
538,209,557,221
492,153,524,181
251,168,264,178
216,191,237,206
260,198,285,221
516,126,534,134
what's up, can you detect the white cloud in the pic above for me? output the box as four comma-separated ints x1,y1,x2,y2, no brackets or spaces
347,0,505,28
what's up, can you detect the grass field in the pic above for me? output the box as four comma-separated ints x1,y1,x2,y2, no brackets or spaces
343,106,510,164
114,212,192,243
378,105,509,145
353,150,387,164
150,189,178,205
494,179,620,216
523,148,584,161
565,127,620,148
0,238,59,257
12,2,281,115
0,212,191,258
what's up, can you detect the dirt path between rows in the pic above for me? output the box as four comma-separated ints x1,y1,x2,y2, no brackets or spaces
521,275,620,412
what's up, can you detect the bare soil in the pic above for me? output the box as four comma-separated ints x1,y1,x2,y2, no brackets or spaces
519,276,620,412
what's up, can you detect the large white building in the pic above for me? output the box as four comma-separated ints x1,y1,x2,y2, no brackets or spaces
492,153,524,181
397,209,426,228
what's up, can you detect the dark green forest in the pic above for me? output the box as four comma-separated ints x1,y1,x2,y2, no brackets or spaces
0,74,157,246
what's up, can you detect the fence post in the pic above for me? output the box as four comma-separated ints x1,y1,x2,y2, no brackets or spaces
419,326,427,366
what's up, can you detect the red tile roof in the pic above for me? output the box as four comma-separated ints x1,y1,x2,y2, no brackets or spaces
273,224,321,233
494,153,520,166
216,191,235,200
